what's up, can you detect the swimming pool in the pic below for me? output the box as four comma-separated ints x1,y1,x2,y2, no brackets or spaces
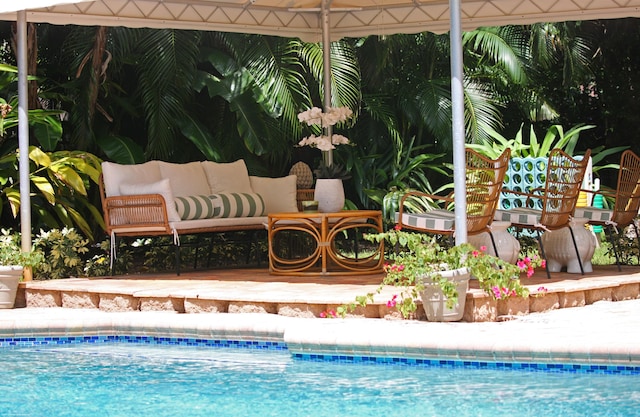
1,336,639,417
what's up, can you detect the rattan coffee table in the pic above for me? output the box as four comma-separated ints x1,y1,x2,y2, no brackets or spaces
267,210,384,275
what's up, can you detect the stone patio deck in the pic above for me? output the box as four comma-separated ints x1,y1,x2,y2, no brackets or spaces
17,264,640,322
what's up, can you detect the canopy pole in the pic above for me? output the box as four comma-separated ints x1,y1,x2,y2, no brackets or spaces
449,0,467,245
321,0,333,167
17,11,32,259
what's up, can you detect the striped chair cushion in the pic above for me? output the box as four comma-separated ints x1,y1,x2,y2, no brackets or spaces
174,195,217,220
494,208,541,226
399,209,455,231
211,192,266,218
573,207,614,224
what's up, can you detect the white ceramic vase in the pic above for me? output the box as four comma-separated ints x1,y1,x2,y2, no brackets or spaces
314,179,345,213
419,267,470,322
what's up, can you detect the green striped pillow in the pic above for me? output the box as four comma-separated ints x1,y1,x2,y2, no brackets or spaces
174,195,217,220
211,193,266,218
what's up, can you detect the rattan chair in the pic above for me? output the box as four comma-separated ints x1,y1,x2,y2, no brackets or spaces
496,148,592,278
574,150,640,269
397,148,511,256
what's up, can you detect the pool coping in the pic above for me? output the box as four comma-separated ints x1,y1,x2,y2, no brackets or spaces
2,299,640,367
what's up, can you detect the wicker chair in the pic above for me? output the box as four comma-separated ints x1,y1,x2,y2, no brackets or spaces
574,150,640,269
496,148,592,278
397,148,511,256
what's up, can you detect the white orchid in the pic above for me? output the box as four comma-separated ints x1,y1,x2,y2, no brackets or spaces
297,106,354,179
298,106,353,128
298,135,336,151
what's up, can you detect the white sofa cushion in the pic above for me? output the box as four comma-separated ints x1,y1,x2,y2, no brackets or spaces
202,160,253,194
119,178,181,222
101,161,162,197
250,175,298,213
158,161,210,197
170,216,268,231
211,192,265,217
174,195,218,220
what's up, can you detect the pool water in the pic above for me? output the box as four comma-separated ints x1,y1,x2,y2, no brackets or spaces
1,342,640,417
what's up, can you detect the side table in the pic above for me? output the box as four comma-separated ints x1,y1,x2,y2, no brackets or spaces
267,210,384,275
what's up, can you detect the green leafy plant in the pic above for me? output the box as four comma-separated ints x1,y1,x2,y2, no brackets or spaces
338,227,541,319
467,123,626,176
0,229,45,270
33,228,90,279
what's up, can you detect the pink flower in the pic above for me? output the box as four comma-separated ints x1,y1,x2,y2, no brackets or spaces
491,286,502,298
320,309,337,318
472,250,480,257
480,245,487,252
387,295,398,308
394,224,402,231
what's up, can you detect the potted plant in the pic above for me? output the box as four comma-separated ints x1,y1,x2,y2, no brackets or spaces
339,227,542,321
0,229,44,308
297,106,353,212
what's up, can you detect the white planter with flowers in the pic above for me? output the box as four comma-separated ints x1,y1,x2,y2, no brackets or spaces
419,267,471,322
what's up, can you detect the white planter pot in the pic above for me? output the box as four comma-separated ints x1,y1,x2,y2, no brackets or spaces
314,178,345,213
0,266,23,309
419,267,470,322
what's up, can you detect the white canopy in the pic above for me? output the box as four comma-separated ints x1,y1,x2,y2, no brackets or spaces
2,0,640,42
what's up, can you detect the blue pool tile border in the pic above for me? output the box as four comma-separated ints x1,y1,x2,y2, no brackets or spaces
291,353,640,375
0,335,288,351
2,336,639,375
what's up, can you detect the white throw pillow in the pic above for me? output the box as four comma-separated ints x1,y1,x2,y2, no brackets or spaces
119,179,181,222
202,160,253,194
249,175,298,213
158,161,210,197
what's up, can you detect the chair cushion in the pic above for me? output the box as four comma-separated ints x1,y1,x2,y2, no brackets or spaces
202,160,253,194
249,175,299,213
573,207,614,224
174,195,217,220
211,192,266,218
158,161,210,197
119,178,181,222
398,209,455,231
102,161,162,197
494,208,541,226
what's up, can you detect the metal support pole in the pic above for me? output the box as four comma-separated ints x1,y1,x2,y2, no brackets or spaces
449,0,467,245
321,0,334,167
17,11,32,256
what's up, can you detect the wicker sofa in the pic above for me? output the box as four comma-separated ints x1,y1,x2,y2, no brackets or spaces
99,159,300,274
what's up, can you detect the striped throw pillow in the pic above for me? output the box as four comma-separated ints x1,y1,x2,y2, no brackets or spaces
211,193,266,218
174,195,217,220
